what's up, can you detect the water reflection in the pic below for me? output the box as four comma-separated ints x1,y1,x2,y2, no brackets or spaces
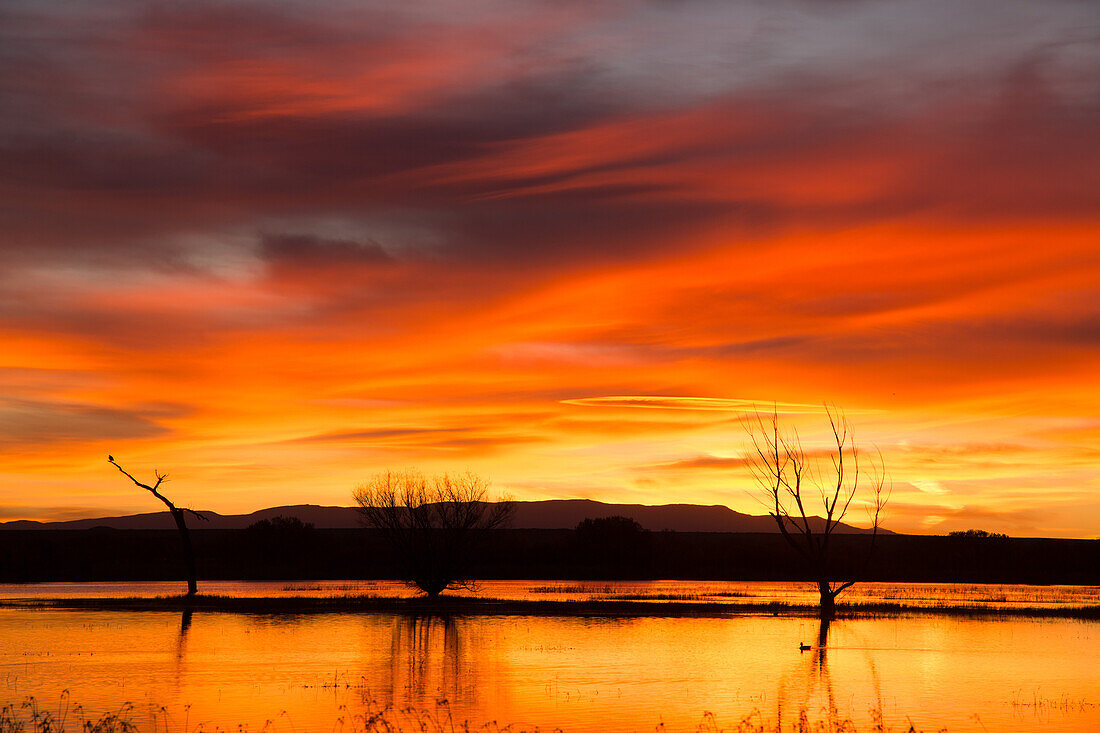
775,618,890,731
386,616,469,706
0,608,1096,732
174,607,193,672
178,608,193,644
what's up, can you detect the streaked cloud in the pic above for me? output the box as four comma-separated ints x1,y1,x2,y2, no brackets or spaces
562,396,823,413
0,399,179,447
650,454,755,471
912,481,950,496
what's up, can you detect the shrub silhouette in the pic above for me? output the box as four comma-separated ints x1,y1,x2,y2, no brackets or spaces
353,470,513,597
574,515,652,578
247,515,317,569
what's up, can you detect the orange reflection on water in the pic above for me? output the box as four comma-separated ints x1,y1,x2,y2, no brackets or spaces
1,606,1098,732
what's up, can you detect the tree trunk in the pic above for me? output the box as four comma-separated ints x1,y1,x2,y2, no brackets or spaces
817,580,836,619
170,508,198,597
108,458,204,598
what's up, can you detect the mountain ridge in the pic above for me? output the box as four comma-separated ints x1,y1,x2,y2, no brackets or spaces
0,499,885,534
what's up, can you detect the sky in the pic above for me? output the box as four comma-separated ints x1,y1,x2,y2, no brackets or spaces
1,0,1098,537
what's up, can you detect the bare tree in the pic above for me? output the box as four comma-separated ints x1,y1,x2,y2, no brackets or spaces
746,407,888,617
353,470,514,597
108,456,208,597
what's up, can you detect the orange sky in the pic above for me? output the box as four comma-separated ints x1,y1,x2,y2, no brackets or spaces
1,1,1098,536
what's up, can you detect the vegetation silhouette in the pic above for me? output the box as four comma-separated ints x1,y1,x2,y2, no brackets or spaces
746,406,889,618
3,529,1096,588
107,456,207,597
948,529,1008,539
247,515,317,572
1,692,137,733
353,470,514,597
247,515,315,533
0,692,942,732
574,515,653,577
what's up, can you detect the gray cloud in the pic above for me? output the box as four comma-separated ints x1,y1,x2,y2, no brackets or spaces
1,0,1095,270
0,505,128,522
260,233,393,268
0,399,177,447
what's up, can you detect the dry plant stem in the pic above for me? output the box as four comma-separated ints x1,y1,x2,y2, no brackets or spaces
108,456,208,597
1,694,938,733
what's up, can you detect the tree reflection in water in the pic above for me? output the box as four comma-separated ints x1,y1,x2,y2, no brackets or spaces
179,608,193,639
776,617,884,729
386,615,476,713
172,607,194,700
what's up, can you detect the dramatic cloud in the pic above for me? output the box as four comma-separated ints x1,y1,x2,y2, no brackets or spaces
0,0,1097,535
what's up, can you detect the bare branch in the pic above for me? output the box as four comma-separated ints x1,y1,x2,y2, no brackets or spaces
354,469,514,597
743,407,889,617
108,455,204,595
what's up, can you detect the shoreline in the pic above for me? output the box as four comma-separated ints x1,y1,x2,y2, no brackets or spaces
3,595,1098,619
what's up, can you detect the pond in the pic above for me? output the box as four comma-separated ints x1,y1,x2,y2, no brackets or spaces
1,582,1098,732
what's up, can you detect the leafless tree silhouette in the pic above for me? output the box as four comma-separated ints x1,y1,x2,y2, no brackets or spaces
108,456,208,596
746,406,888,617
353,470,514,597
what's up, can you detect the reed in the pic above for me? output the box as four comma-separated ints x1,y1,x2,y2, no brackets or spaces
1,694,136,733
597,592,751,601
525,584,614,594
0,696,941,733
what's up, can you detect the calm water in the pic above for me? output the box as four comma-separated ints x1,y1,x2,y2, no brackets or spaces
1,582,1098,732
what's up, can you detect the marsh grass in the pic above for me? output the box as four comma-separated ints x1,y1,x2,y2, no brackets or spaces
5,595,1097,620
280,584,372,593
600,593,707,601
526,586,750,601
1009,689,1097,714
596,592,751,601
1,695,943,733
1,694,136,733
683,708,931,732
525,584,614,594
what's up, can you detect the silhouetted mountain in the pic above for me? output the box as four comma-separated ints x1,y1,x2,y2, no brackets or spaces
0,500,887,534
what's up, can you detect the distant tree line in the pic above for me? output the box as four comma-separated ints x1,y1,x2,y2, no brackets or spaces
4,528,1096,586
